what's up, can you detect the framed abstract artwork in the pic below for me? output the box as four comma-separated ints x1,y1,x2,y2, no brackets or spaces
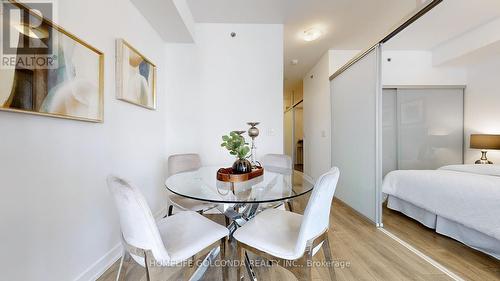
0,0,104,122
115,39,157,110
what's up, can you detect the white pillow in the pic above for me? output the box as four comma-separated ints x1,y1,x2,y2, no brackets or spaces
439,164,500,177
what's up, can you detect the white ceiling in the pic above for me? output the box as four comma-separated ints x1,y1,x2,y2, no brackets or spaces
386,0,500,50
186,0,287,23
186,0,417,91
130,0,194,43
132,0,419,90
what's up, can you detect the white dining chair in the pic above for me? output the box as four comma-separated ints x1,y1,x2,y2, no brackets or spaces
107,175,229,281
260,153,292,171
260,153,294,211
166,153,217,216
233,167,340,281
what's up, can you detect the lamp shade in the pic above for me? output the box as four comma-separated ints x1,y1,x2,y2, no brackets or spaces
470,134,500,150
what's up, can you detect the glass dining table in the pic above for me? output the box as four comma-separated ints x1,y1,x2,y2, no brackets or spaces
165,166,314,231
164,165,315,280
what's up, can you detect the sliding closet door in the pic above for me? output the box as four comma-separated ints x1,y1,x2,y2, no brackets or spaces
331,46,381,224
397,88,464,170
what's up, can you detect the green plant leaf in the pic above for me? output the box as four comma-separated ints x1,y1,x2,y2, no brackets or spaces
221,131,251,159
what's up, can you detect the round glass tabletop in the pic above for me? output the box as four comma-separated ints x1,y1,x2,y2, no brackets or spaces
165,166,314,204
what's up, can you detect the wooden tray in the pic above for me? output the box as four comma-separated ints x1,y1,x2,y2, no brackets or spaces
217,166,264,183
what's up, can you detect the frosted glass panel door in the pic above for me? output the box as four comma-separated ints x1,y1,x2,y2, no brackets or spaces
383,89,397,177
397,88,464,170
331,47,381,223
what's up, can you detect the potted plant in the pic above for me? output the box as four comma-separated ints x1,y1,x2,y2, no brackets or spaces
221,131,252,174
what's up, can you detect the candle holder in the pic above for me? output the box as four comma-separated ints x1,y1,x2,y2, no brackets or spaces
247,122,260,166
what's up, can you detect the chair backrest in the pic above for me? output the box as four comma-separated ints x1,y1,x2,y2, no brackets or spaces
167,153,202,176
107,175,169,263
260,154,292,169
295,167,340,255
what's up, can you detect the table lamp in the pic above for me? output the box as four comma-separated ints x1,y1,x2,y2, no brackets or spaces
470,134,500,164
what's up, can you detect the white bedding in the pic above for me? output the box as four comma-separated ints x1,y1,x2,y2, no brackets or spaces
382,165,500,241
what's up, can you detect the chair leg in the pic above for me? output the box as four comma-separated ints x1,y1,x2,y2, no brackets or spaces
287,257,311,281
184,255,196,281
144,255,152,281
115,250,128,281
236,244,244,281
220,238,228,281
167,205,173,217
322,236,337,281
302,258,312,281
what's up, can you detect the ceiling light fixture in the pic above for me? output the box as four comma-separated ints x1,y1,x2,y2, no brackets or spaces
303,28,322,42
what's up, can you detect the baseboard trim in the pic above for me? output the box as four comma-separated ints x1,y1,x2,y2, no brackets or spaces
74,206,169,281
73,243,122,281
333,197,375,225
379,228,465,281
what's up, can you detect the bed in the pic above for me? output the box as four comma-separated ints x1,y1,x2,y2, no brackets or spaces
382,164,500,259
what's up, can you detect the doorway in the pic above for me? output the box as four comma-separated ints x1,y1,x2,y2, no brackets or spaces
284,88,304,173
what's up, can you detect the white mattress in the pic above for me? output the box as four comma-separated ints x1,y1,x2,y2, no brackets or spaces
387,195,500,259
382,166,500,241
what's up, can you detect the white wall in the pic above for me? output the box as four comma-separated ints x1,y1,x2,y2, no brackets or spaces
382,50,467,85
163,24,284,164
164,43,201,156
194,24,284,165
329,49,360,74
464,56,500,163
303,52,331,179
0,0,170,280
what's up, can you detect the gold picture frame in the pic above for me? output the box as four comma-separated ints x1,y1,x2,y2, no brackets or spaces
0,0,105,123
115,39,157,110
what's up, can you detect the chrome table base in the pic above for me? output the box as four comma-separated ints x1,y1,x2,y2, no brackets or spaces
187,246,221,281
188,202,277,281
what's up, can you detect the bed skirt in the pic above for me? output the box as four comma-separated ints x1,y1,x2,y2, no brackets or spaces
387,195,500,260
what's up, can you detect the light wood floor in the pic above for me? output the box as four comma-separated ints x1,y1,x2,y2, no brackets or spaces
383,205,500,281
98,194,457,281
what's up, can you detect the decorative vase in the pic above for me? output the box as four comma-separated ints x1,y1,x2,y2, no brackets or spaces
232,158,252,174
